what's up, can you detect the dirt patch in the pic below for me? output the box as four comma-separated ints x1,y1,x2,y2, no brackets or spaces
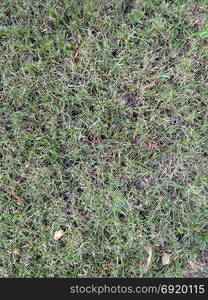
124,93,140,107
122,0,136,14
185,259,208,278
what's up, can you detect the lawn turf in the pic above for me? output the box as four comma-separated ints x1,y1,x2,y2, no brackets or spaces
0,0,208,277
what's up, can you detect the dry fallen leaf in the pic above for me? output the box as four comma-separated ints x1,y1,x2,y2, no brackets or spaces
147,141,156,151
12,192,23,206
162,253,171,265
72,50,79,63
144,80,156,90
91,134,101,142
204,59,208,65
102,263,112,271
144,246,153,271
53,230,64,241
12,248,20,256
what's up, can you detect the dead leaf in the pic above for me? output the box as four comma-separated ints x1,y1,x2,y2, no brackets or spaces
144,80,156,90
72,50,79,63
91,135,101,142
147,141,156,150
12,248,20,256
12,192,23,206
144,246,153,271
53,230,64,241
102,263,112,271
162,253,171,265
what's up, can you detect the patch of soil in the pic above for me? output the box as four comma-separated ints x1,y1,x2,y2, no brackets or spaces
124,93,140,107
122,0,136,14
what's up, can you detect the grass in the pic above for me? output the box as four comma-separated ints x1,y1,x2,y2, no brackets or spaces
0,0,208,278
